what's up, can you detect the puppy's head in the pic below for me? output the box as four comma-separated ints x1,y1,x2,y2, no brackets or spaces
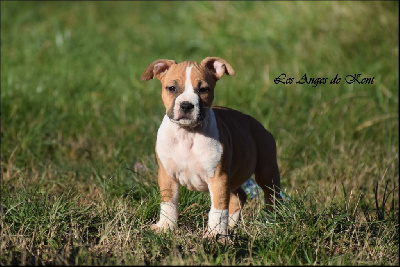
141,57,235,127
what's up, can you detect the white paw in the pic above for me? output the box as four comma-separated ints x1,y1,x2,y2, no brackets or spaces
150,221,176,233
228,210,240,228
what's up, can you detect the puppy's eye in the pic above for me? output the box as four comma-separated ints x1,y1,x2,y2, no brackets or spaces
166,86,176,92
198,87,209,94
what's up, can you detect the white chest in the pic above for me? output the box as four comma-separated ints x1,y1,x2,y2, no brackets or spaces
156,112,222,191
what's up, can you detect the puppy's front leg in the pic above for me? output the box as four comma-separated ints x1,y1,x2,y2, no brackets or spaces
151,159,179,232
206,172,229,239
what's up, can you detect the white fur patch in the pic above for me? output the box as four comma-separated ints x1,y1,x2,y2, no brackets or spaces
184,65,194,92
156,201,178,229
156,109,222,192
208,207,229,235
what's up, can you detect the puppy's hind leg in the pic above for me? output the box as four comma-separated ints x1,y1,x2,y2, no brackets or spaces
254,162,282,214
253,129,282,214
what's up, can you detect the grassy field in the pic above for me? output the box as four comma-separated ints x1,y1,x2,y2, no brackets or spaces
1,1,398,265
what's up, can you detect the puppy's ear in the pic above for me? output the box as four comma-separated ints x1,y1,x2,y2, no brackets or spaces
200,57,235,80
141,59,177,81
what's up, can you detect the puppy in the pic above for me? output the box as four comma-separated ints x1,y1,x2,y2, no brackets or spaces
141,57,281,240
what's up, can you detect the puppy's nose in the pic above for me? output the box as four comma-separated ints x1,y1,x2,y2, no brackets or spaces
180,101,194,112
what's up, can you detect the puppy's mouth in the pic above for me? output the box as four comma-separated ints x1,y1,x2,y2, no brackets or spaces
169,114,205,127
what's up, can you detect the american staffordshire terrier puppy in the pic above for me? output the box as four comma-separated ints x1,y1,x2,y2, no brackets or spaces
141,57,281,240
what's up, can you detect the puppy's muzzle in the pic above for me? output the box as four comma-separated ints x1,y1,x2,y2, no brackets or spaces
170,100,205,127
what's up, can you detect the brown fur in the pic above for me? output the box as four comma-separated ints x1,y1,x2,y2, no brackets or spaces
156,153,179,203
212,106,281,211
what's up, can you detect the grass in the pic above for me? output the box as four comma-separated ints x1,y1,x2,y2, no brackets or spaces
1,1,399,265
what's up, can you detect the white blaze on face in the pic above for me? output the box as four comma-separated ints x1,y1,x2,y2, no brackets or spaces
172,65,200,125
184,65,194,92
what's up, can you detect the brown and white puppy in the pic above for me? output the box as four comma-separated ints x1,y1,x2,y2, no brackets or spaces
141,57,281,240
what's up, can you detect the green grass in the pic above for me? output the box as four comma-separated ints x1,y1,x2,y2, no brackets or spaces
1,1,398,265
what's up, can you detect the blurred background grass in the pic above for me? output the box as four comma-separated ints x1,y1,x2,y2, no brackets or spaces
1,1,399,265
2,0,398,193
